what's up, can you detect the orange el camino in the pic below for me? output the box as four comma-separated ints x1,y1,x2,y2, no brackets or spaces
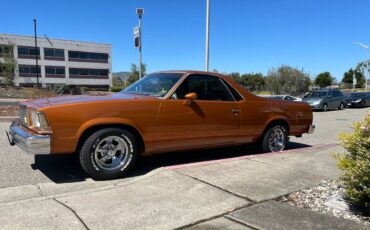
7,71,315,180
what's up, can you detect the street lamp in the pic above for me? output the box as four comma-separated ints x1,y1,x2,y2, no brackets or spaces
205,0,210,72
136,8,144,79
353,42,369,92
33,18,40,87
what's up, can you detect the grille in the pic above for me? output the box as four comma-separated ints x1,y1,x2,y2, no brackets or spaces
19,104,28,127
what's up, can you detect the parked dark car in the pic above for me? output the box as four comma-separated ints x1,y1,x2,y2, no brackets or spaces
302,90,345,111
345,92,370,108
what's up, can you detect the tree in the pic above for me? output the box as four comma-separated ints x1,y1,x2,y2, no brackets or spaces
227,72,241,83
127,63,146,85
265,65,311,96
1,45,16,86
239,73,266,92
342,68,365,88
342,61,368,88
315,72,333,88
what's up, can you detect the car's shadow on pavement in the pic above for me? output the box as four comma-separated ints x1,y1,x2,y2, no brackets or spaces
31,141,311,184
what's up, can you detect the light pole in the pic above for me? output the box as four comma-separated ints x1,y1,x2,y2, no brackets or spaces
353,42,369,92
205,0,210,72
136,8,144,79
33,18,39,87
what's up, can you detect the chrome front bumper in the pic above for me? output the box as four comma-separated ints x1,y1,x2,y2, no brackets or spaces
7,121,51,155
308,124,315,134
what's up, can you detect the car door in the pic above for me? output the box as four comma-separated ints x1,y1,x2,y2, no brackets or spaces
327,91,334,108
155,74,241,152
334,91,342,107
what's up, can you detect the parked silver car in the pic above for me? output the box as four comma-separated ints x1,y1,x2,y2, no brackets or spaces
302,90,345,111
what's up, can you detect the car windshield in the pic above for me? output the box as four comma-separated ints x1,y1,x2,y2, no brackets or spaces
305,91,327,98
349,93,364,98
122,73,183,97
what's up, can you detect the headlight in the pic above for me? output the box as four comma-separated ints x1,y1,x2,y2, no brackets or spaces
30,109,50,130
311,100,321,105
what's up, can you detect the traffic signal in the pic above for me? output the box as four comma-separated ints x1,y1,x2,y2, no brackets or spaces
135,36,141,48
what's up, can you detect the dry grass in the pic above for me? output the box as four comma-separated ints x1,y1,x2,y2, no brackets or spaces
0,87,58,99
0,106,18,117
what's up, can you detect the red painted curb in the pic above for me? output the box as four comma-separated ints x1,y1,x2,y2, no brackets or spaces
166,142,338,170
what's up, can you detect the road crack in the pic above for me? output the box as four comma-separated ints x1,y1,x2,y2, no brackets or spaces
173,170,256,203
35,184,44,197
53,198,90,230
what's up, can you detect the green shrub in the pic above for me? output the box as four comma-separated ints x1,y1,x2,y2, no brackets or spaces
52,84,70,94
338,113,370,208
110,86,125,92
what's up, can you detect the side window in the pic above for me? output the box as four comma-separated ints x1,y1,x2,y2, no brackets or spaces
221,79,243,101
328,92,333,97
173,75,234,101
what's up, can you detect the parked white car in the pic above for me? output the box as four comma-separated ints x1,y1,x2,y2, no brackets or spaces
266,95,302,101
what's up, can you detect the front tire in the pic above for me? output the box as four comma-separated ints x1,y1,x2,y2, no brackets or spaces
361,101,366,108
261,125,288,153
338,103,344,110
79,128,138,180
322,104,328,112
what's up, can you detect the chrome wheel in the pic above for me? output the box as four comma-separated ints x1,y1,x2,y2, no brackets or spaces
268,126,286,152
94,136,128,171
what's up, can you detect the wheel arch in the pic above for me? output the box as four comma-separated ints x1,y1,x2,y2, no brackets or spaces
76,123,145,155
260,118,291,139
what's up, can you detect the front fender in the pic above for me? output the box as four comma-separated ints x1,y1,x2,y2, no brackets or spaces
76,117,144,141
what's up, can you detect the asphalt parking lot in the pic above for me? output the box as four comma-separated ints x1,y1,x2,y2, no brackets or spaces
0,107,368,189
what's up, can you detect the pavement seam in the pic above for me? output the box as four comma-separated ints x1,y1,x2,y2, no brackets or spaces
174,203,253,229
173,170,256,203
224,215,261,230
53,198,90,230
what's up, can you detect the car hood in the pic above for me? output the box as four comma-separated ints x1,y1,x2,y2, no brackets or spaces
23,93,157,108
302,97,324,103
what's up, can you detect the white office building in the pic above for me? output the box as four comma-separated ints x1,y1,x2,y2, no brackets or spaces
0,34,112,89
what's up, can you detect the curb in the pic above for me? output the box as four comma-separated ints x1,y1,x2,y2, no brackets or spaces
0,167,166,207
166,142,339,170
0,117,17,122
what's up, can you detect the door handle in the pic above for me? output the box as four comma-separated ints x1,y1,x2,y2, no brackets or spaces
231,109,240,113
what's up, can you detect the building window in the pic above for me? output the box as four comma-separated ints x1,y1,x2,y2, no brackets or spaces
19,65,41,77
45,66,65,78
18,46,40,59
68,51,109,63
44,48,65,60
0,45,13,57
69,68,109,79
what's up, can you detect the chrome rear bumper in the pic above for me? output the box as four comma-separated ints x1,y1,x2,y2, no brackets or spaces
308,124,315,134
7,121,51,155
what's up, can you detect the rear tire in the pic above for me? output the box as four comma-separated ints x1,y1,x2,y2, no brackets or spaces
79,128,138,180
261,125,288,153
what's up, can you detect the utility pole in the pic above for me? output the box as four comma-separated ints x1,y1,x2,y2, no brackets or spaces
33,18,39,87
136,8,144,79
205,0,210,72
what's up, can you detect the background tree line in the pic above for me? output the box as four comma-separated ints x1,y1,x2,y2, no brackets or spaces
114,60,369,95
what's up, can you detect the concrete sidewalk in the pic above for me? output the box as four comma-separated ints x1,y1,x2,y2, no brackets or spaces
0,144,368,230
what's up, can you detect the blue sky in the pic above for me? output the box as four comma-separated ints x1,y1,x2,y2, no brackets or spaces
2,0,370,80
